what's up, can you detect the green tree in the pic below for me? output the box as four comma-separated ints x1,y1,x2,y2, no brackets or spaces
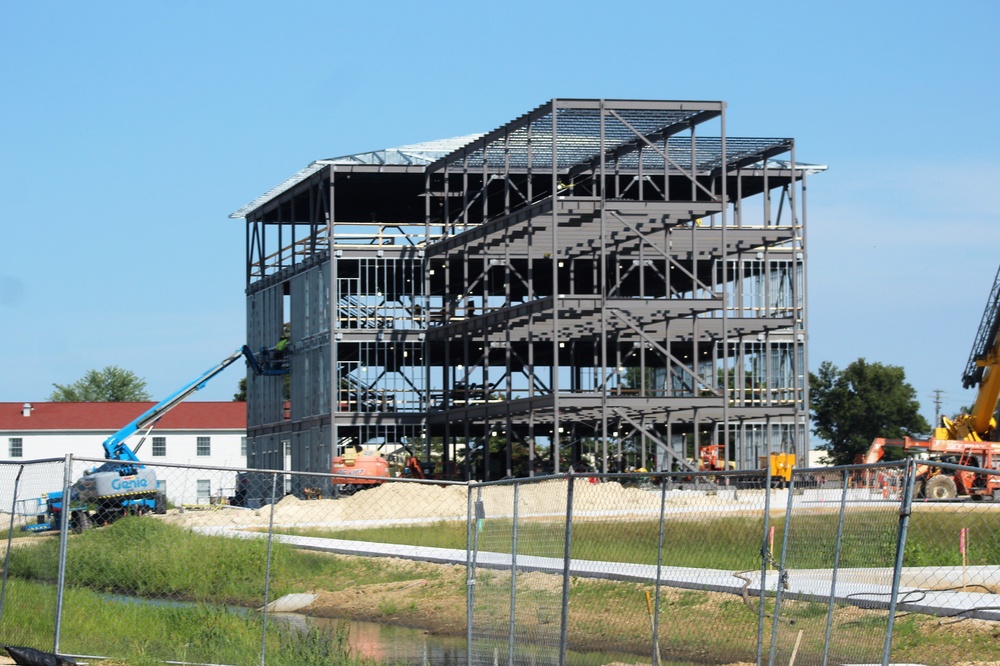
810,359,930,465
50,366,151,402
234,377,247,401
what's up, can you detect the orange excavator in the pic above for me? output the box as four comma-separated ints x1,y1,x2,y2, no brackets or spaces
865,264,1000,500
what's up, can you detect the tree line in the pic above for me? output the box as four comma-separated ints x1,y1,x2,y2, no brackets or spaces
48,366,248,403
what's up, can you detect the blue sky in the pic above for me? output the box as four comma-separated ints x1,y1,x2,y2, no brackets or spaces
2,1,999,435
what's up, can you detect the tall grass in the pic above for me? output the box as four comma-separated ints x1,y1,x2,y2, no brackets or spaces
6,516,455,604
0,578,377,665
7,518,289,604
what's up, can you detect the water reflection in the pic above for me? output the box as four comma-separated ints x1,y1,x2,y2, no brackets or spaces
274,614,655,665
107,595,670,664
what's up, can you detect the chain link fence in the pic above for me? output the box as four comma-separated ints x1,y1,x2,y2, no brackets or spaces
1,457,999,665
467,462,1000,666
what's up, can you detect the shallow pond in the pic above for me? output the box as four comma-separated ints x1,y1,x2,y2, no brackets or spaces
109,594,673,664
274,613,660,665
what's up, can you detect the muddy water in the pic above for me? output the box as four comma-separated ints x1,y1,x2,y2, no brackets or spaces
273,613,661,665
109,595,670,664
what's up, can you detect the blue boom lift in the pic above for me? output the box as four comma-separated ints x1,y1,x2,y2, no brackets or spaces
25,344,286,532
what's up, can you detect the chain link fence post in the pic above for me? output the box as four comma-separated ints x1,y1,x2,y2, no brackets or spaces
465,482,474,666
558,472,575,666
53,454,73,656
507,482,521,665
0,464,25,627
259,471,279,666
650,472,668,666
882,458,916,665
821,468,849,666
756,469,772,666
467,484,484,664
766,473,797,666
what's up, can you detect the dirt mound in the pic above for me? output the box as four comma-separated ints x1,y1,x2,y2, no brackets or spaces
157,479,750,531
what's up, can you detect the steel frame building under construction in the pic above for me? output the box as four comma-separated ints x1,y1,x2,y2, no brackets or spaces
231,98,820,483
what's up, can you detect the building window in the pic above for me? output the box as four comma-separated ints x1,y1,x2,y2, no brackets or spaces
241,436,247,457
196,479,211,503
197,437,211,456
152,437,166,457
8,438,22,458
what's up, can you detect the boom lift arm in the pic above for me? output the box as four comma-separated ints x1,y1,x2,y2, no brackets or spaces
100,346,261,471
26,344,278,532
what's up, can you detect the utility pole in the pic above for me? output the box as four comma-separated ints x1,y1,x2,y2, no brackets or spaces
931,389,944,428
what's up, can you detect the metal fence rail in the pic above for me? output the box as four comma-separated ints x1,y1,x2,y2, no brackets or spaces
1,457,999,665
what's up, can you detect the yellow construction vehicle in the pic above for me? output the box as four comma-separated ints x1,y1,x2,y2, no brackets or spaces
864,264,1000,499
938,265,1000,443
761,452,795,488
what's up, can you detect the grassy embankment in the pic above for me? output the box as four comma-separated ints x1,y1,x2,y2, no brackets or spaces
1,518,417,666
3,509,1000,665
276,508,1000,663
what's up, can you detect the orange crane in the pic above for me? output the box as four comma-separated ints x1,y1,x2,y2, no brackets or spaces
864,437,1000,499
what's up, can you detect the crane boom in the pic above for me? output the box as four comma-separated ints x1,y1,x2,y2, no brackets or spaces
964,264,1000,437
862,266,1000,500
937,265,1000,441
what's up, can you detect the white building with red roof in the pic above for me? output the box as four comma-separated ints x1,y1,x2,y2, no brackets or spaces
0,401,247,510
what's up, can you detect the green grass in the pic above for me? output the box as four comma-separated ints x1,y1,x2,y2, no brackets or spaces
5,517,453,607
5,509,1000,665
0,578,378,666
281,508,1000,570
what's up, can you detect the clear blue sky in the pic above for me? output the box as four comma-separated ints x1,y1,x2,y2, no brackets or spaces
2,1,999,435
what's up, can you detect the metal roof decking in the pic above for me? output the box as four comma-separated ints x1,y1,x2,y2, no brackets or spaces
427,99,724,171
230,135,481,220
434,133,794,175
425,99,793,177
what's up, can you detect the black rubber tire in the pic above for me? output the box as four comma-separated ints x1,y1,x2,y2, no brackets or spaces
925,474,957,500
71,511,90,534
154,492,167,514
912,478,926,499
96,505,124,525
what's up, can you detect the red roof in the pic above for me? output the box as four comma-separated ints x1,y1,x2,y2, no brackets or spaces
0,402,246,431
